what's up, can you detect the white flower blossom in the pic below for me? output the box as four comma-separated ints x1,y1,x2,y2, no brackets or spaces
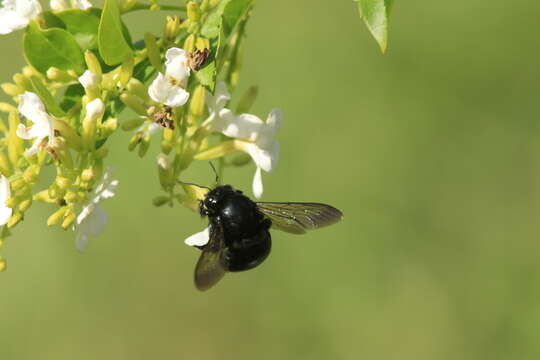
205,84,282,198
78,70,99,93
16,92,55,156
148,48,190,107
50,0,91,11
0,175,12,226
0,0,41,35
185,226,210,247
74,168,119,252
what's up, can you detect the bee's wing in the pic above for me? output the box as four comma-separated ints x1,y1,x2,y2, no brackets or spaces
194,222,227,291
256,202,343,235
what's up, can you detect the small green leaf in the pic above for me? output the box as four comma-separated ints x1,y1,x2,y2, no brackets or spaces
195,60,217,92
201,0,230,39
29,77,66,117
56,9,101,50
98,0,132,65
23,22,85,75
222,0,253,40
60,84,84,112
355,0,394,53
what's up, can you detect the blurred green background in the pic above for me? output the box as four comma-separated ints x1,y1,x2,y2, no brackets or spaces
2,0,540,359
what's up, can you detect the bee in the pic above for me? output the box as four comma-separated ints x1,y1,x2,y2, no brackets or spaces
191,184,343,291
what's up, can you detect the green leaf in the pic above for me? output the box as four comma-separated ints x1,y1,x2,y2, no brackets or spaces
355,0,393,53
201,0,230,39
56,9,101,50
98,0,132,65
60,84,84,112
195,59,217,92
23,22,85,75
29,77,66,117
222,0,253,40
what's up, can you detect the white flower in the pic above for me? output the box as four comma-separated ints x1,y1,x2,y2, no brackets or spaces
74,168,119,252
16,92,55,156
78,70,99,92
203,81,233,129
148,48,190,107
84,98,104,122
156,152,171,170
0,0,41,35
50,0,91,11
185,226,210,247
0,175,12,226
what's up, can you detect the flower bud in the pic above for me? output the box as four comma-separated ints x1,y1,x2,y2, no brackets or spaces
95,147,109,159
82,99,104,149
120,93,148,116
157,152,173,188
187,2,200,22
34,189,55,203
128,133,141,152
121,117,146,131
61,211,76,229
13,73,31,90
47,67,74,82
18,198,32,212
0,152,12,177
7,212,22,228
127,78,149,101
144,33,162,73
23,166,40,184
0,102,16,113
183,34,196,53
118,55,134,89
11,178,26,192
153,196,170,207
84,50,102,76
6,196,17,209
81,168,94,182
119,0,137,12
1,83,23,97
0,257,6,272
164,16,181,42
190,85,206,117
47,206,68,226
138,134,151,157
64,190,78,203
22,66,40,79
101,117,118,136
79,70,101,99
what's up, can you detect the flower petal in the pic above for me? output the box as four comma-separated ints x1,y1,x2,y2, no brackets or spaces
77,204,108,238
0,175,12,226
0,9,29,34
185,226,210,247
78,70,99,91
221,113,264,141
49,0,68,11
18,92,47,121
148,73,190,107
252,167,263,199
207,81,231,113
165,47,190,83
241,141,279,173
0,206,12,226
13,0,41,18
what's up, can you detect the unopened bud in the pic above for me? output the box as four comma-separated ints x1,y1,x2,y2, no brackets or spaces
128,133,141,152
101,117,118,136
0,257,6,272
190,85,206,117
127,78,149,101
118,0,137,12
0,102,16,113
120,93,148,116
95,147,109,159
18,198,32,212
1,83,23,97
64,190,78,203
84,50,102,76
7,212,22,228
11,178,26,192
82,98,105,148
47,206,68,226
153,196,170,207
6,197,17,209
138,135,151,157
164,16,181,42
187,2,200,22
183,34,196,53
144,33,162,72
61,211,76,229
23,166,40,184
47,67,74,82
78,70,100,99
121,117,146,131
81,168,94,182
34,189,55,203
118,55,134,89
13,73,31,90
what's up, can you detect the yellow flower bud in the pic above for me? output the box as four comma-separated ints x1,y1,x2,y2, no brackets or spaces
120,93,148,116
0,257,6,272
190,85,206,117
187,1,200,22
184,34,196,53
64,190,78,203
121,117,146,131
1,83,23,97
144,33,162,73
127,78,149,101
33,189,55,203
7,212,23,228
164,16,181,42
84,50,102,76
138,134,151,157
47,206,69,226
46,67,74,82
23,166,40,184
118,55,134,89
95,147,109,159
0,102,16,113
61,211,76,229
0,152,12,177
18,198,32,212
13,73,31,90
6,197,17,209
128,133,141,152
101,117,119,136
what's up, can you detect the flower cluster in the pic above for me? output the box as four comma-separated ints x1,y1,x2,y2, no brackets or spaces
0,0,282,270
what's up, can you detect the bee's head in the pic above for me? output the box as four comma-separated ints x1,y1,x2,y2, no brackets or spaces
200,185,237,216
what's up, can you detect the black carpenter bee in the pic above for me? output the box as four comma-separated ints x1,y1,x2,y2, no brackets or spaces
191,184,343,291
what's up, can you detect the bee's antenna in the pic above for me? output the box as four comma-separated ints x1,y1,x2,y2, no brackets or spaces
209,161,219,185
